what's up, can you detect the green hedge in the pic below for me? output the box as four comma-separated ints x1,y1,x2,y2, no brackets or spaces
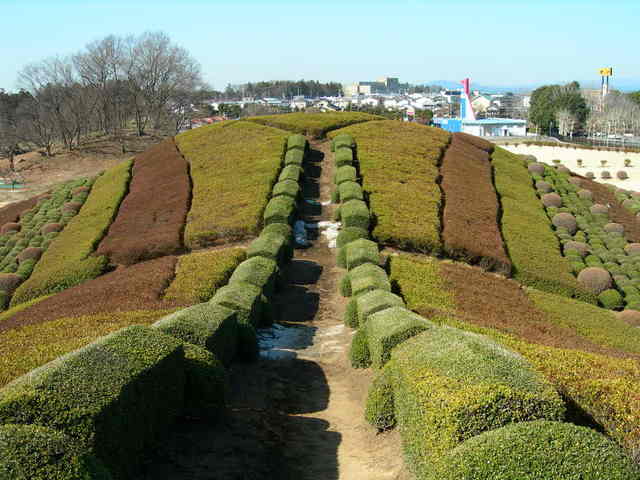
0,423,112,480
0,325,185,480
182,343,227,422
152,303,238,366
271,179,300,199
365,307,432,368
332,133,355,150
210,282,263,327
354,289,405,327
349,328,371,368
263,196,296,226
336,227,369,249
344,238,380,270
335,147,354,168
284,148,304,166
376,327,565,478
278,164,303,183
287,134,307,151
229,256,279,298
11,160,132,305
438,421,640,480
247,232,290,264
339,199,370,231
341,262,390,297
335,165,357,185
492,147,593,302
338,181,363,203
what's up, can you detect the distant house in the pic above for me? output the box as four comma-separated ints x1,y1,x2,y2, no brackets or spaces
290,99,308,110
471,95,492,112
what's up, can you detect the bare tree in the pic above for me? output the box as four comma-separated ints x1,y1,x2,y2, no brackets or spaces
556,109,577,137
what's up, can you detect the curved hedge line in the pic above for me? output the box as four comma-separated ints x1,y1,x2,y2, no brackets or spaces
247,111,382,138
329,121,450,253
492,147,592,301
11,160,133,306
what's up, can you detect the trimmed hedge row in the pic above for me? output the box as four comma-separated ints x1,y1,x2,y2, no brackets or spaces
11,160,133,306
492,147,593,302
247,111,383,138
328,121,450,253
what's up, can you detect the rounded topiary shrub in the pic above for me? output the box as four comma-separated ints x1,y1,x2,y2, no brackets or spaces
568,177,582,187
616,309,640,326
617,170,629,180
535,180,552,193
552,212,577,234
598,289,623,309
601,170,612,179
604,223,624,234
437,420,640,480
585,171,595,179
0,222,20,234
557,165,570,174
62,201,83,212
541,193,562,208
527,162,545,175
564,241,590,257
17,246,43,264
577,267,612,295
41,223,62,235
577,189,593,200
590,204,609,215
0,273,23,294
624,243,640,256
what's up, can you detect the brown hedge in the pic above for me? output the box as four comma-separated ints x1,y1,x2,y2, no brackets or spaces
96,138,189,265
0,193,46,226
441,133,511,275
0,256,183,334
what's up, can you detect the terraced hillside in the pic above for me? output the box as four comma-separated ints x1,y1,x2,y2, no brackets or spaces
0,112,639,480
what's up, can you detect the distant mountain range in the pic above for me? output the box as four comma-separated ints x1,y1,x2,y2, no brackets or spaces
423,79,640,94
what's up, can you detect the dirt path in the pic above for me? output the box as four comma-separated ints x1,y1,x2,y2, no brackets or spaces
141,140,409,480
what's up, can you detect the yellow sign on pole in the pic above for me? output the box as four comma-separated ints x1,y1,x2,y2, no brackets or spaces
599,67,613,77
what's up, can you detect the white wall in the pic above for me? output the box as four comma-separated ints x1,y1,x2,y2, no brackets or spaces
502,144,640,191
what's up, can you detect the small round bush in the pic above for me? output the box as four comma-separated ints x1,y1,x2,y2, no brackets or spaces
585,171,595,179
568,177,581,187
577,267,612,295
535,180,552,193
577,189,593,200
0,273,23,294
617,170,629,180
552,212,577,234
557,165,570,174
604,223,624,234
62,201,83,212
17,246,44,264
564,241,590,257
527,162,545,175
541,193,562,208
41,223,62,234
624,243,640,256
438,420,640,480
598,289,623,309
0,222,20,234
616,309,640,326
590,204,609,215
601,170,612,179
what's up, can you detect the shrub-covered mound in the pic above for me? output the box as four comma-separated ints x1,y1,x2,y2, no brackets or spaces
329,121,450,253
176,121,288,248
11,160,132,305
247,111,382,137
492,147,591,301
96,137,190,265
438,421,640,480
376,328,564,478
440,132,510,274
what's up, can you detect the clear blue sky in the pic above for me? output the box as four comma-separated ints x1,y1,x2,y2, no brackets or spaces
0,0,638,91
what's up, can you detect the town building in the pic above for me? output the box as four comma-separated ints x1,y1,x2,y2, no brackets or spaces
343,77,401,96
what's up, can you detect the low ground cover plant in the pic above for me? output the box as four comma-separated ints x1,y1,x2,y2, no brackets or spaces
176,121,289,248
329,121,450,253
440,133,510,274
164,248,246,304
96,137,190,265
247,111,382,137
11,160,132,306
492,147,591,301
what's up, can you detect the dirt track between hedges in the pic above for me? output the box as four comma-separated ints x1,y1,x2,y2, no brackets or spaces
141,140,409,479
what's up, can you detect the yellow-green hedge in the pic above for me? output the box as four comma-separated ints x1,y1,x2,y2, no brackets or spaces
247,112,382,137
